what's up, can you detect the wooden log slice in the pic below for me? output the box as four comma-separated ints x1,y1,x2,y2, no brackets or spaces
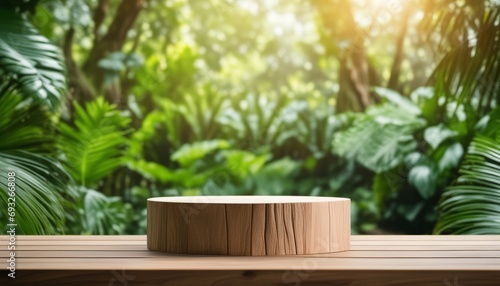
147,196,350,256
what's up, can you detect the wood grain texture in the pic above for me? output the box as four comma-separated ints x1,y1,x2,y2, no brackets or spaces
1,235,500,285
147,196,351,255
1,270,499,286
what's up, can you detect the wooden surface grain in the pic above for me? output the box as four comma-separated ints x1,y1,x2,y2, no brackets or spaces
147,196,351,255
1,235,499,285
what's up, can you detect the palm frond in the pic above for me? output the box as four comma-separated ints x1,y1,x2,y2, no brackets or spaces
0,94,54,152
422,2,500,118
0,93,67,234
0,8,66,108
435,108,500,234
0,151,67,234
59,98,129,187
434,134,500,234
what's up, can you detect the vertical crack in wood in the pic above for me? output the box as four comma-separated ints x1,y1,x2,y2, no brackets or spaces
225,204,229,255
282,204,288,254
250,204,253,256
164,204,167,251
264,204,267,256
290,203,298,254
274,204,279,255
185,205,189,252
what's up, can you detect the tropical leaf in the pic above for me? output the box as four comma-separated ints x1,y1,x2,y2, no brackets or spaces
64,186,133,235
171,139,230,167
59,98,129,187
0,93,67,234
126,160,174,184
373,87,421,115
253,158,301,195
0,94,55,152
277,100,343,158
218,91,290,148
422,2,500,118
408,164,437,199
0,8,66,108
333,104,427,173
434,133,500,234
0,151,67,234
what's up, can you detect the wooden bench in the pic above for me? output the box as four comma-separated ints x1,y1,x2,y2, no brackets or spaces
2,235,500,285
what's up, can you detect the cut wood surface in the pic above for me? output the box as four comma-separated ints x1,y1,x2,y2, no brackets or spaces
1,235,499,285
147,196,351,255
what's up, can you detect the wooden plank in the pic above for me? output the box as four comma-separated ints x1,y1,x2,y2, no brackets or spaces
2,235,500,285
3,270,499,286
353,235,500,240
8,239,500,247
5,241,146,246
0,235,500,241
351,240,500,245
2,257,500,270
3,250,500,258
3,235,499,242
3,245,149,251
7,244,500,251
0,235,146,241
351,245,500,250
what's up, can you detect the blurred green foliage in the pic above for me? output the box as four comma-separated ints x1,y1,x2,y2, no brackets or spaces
0,0,499,235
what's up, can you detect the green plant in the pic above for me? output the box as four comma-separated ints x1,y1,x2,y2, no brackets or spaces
59,97,130,188
0,8,66,108
421,1,500,123
0,94,68,234
64,186,133,235
0,3,70,234
0,151,68,234
434,110,500,234
332,100,427,173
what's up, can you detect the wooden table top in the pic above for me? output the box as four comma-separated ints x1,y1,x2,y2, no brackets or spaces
1,235,500,285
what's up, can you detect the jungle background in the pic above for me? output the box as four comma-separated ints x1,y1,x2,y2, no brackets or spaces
0,0,499,235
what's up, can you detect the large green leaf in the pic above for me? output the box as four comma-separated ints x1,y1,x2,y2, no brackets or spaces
0,151,67,234
64,186,133,235
333,104,427,173
59,98,129,187
435,133,500,234
171,139,230,167
0,8,66,108
408,164,437,199
0,94,54,152
0,93,67,234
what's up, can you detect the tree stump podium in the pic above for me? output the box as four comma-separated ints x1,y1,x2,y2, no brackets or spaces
147,196,350,256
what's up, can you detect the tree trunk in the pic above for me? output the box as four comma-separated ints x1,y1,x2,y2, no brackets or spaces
387,6,411,91
63,27,95,109
82,0,146,105
311,0,374,113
